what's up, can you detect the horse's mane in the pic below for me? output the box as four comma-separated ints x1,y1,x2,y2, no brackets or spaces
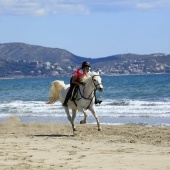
81,71,99,83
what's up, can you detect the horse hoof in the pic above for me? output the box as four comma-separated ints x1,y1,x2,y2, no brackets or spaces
73,128,77,131
98,128,102,132
80,120,86,124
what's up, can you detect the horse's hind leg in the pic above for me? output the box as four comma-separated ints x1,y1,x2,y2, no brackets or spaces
64,107,75,131
71,109,77,131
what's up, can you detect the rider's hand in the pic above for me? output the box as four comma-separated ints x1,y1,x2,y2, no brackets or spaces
79,82,86,86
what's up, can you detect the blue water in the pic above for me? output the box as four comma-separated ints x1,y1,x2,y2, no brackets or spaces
0,74,170,126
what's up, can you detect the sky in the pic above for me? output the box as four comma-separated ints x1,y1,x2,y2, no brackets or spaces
0,0,170,58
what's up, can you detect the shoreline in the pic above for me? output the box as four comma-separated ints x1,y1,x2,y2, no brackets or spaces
1,118,170,128
0,73,170,80
1,111,170,128
1,116,170,128
0,116,170,170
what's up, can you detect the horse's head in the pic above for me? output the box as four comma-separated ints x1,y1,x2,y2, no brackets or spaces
81,71,104,92
91,72,104,92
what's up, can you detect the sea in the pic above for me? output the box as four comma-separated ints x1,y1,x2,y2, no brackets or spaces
0,74,170,127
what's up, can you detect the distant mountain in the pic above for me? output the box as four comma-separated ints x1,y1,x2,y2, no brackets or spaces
0,42,170,70
0,42,89,67
0,43,170,77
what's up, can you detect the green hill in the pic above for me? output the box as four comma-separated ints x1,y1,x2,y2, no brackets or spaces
0,42,170,77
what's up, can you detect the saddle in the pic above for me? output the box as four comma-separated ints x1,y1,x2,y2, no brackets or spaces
70,85,80,102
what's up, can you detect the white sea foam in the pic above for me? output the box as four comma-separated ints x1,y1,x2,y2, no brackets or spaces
0,100,170,120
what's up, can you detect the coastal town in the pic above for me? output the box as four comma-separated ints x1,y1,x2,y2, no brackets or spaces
0,43,170,78
38,56,170,76
1,53,170,78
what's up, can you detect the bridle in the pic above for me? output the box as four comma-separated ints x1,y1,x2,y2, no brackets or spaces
75,75,102,109
92,75,103,90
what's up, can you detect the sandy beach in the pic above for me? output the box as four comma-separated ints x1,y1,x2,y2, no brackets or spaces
0,116,170,170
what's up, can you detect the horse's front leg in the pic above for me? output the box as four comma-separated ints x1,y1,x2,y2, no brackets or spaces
80,110,88,124
89,107,102,131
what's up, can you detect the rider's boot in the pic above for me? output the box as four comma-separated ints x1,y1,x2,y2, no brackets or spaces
62,90,72,107
95,100,102,105
94,90,102,105
62,97,69,107
62,102,68,107
62,93,70,107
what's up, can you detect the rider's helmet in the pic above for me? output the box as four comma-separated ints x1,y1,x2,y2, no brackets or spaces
82,61,91,68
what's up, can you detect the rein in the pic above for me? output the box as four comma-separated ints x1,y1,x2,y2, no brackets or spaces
92,75,102,89
75,75,101,109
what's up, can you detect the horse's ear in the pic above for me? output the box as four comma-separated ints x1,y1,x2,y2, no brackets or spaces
97,71,100,75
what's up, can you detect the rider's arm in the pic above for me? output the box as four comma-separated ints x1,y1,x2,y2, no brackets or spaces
71,75,80,85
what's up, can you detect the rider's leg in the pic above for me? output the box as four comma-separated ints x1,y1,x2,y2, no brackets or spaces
62,78,76,107
94,90,102,105
62,89,72,107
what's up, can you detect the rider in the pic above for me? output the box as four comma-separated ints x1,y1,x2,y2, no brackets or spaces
62,61,102,107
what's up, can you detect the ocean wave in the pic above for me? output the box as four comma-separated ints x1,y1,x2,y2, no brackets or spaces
0,99,170,126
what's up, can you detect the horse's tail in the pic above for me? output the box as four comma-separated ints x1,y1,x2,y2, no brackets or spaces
46,80,65,104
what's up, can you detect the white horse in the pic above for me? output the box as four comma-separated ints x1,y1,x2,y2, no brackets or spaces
47,71,104,132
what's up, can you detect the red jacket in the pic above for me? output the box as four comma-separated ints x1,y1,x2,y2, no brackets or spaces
72,68,86,79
